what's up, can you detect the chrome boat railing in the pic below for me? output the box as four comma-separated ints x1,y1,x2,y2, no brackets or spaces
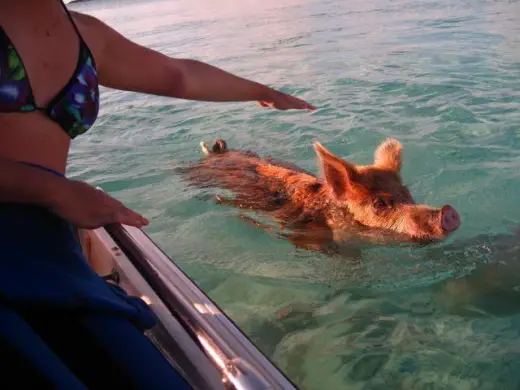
98,222,298,390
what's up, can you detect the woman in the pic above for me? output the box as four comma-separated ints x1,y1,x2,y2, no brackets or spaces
0,0,315,388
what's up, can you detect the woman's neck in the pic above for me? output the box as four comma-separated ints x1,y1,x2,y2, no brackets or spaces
0,0,65,34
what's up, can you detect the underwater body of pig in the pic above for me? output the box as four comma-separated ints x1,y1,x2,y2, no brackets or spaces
183,138,461,251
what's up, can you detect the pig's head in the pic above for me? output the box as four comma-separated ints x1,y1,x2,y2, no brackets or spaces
313,138,460,242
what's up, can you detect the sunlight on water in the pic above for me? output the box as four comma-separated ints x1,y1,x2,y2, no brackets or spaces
68,0,520,388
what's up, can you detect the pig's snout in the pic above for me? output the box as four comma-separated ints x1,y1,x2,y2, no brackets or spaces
402,204,461,242
440,205,460,232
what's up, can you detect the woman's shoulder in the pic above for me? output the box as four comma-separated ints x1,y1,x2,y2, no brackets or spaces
67,11,113,66
69,10,106,40
69,9,101,28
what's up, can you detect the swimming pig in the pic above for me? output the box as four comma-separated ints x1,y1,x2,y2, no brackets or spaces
184,138,461,252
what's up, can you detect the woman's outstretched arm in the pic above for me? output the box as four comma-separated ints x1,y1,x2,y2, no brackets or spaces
75,12,316,111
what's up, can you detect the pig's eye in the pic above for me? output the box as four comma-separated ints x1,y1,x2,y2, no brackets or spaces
373,197,393,211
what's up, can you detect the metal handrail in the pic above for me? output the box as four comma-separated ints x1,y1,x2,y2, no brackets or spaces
104,222,298,390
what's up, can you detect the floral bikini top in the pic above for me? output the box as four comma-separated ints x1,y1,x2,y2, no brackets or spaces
0,2,100,139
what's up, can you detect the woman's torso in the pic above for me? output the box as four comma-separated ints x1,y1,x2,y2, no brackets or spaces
0,2,102,174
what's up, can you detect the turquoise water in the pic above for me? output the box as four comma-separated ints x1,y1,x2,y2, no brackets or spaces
69,0,520,388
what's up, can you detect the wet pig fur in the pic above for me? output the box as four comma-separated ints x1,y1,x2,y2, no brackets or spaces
184,138,461,250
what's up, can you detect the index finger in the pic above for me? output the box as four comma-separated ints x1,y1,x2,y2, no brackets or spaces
290,95,316,111
115,207,149,227
304,102,317,110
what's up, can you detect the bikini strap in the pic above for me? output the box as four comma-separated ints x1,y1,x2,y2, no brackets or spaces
58,0,85,43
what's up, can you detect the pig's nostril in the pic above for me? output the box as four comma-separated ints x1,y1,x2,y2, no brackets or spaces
441,205,460,232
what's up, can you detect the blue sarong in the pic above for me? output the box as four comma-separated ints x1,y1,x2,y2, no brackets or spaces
0,163,191,389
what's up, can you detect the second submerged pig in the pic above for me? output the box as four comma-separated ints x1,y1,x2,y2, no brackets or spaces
184,138,461,249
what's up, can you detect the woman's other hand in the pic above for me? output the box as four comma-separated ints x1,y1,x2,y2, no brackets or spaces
51,179,149,229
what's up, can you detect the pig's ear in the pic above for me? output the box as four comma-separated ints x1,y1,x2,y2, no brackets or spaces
374,138,402,173
313,141,357,200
